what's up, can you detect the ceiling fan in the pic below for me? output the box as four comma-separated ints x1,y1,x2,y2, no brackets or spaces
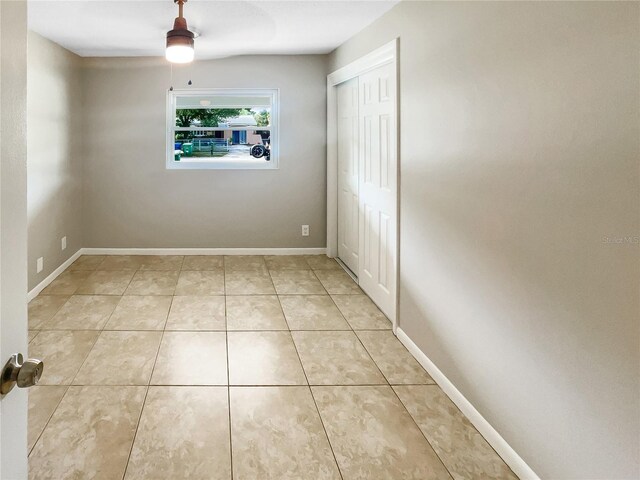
166,0,195,63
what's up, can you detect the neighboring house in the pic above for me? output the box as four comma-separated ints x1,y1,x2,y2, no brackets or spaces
189,115,264,144
218,115,264,145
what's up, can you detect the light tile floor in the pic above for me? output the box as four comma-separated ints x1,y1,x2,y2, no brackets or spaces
27,254,518,480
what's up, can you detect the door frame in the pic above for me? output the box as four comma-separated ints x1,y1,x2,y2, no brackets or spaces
326,38,399,331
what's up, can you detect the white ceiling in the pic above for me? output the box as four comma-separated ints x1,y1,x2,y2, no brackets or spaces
28,0,399,58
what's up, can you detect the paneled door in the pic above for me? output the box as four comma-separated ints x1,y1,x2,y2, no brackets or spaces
336,77,360,274
357,62,397,320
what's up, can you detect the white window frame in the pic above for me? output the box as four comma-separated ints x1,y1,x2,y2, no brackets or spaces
166,88,279,170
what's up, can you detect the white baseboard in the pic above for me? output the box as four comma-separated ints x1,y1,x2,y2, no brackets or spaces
81,247,328,256
396,327,539,480
27,249,83,302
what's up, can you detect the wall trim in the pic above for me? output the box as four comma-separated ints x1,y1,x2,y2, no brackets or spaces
81,247,327,256
396,327,540,480
27,249,83,301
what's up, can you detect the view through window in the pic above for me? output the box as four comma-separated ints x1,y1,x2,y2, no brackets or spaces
167,89,278,169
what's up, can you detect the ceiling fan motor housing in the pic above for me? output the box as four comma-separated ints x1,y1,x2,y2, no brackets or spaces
166,16,194,49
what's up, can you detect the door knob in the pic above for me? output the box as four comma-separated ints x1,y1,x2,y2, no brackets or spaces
1,353,44,395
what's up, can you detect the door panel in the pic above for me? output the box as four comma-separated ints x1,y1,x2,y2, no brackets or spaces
358,62,397,320
337,78,359,274
1,0,29,477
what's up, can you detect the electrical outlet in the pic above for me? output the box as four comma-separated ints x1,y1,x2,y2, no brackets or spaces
37,257,44,273
61,236,67,250
301,225,310,237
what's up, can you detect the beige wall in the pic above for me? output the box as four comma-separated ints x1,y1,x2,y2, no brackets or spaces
27,32,84,289
82,55,327,248
329,2,639,479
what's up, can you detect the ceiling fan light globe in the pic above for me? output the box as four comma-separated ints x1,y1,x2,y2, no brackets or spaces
166,45,194,64
165,16,195,64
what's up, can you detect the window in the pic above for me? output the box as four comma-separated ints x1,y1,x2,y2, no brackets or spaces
166,88,279,169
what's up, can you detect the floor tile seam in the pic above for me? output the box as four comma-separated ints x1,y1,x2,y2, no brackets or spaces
276,294,300,332
78,269,138,296
28,330,40,344
357,330,436,385
102,291,127,330
276,293,349,325
119,315,169,478
228,328,358,332
387,384,457,479
67,330,104,386
224,298,234,480
27,384,71,458
180,268,225,272
121,384,151,480
32,381,438,388
266,268,329,296
303,289,388,378
29,295,71,330
285,315,345,480
395,382,517,478
32,326,392,334
265,268,280,296
310,268,330,296
326,291,356,332
351,328,392,387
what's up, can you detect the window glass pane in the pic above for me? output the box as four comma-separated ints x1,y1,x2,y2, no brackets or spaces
168,90,277,169
175,107,271,129
176,95,271,109
173,129,272,161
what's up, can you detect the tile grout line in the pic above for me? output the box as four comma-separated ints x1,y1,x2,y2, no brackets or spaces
27,384,71,458
67,328,104,387
28,382,427,387
350,319,393,388
387,384,457,480
121,292,171,480
311,264,456,477
121,385,150,480
101,269,139,329
29,262,124,462
296,265,448,477
224,295,234,480
304,386,345,480
275,293,345,480
325,284,393,388
29,293,71,330
68,265,138,386
33,327,392,333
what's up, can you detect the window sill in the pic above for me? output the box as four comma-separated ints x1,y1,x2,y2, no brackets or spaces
167,158,278,170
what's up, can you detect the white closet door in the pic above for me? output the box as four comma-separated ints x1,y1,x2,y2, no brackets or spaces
358,62,397,320
336,77,360,274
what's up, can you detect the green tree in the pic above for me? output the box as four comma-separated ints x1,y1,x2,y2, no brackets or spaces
175,108,246,128
254,109,270,127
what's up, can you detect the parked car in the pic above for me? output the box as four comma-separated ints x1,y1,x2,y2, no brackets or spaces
250,131,271,161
